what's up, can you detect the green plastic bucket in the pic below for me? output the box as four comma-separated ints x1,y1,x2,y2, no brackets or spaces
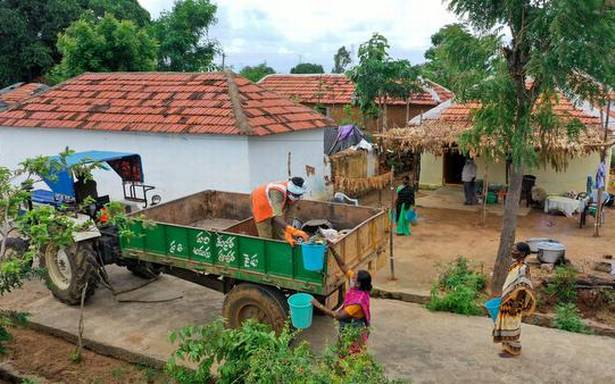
287,293,314,329
486,192,498,204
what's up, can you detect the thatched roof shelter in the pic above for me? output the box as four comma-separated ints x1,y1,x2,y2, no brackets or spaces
377,94,611,169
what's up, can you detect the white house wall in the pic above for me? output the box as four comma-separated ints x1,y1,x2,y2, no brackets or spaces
420,150,611,194
247,129,331,199
0,126,251,203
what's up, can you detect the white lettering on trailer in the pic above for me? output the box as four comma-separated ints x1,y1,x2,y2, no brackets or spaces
169,240,184,254
243,253,258,268
217,236,236,264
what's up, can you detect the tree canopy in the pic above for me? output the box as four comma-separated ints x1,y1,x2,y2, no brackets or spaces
85,0,151,26
239,63,275,83
332,46,352,74
150,0,219,72
0,0,151,87
48,14,158,83
290,63,325,74
421,23,500,97
444,0,615,292
347,33,421,129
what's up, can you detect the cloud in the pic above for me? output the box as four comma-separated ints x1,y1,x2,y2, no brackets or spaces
138,0,460,72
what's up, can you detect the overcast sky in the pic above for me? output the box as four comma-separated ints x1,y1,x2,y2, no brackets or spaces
138,0,461,73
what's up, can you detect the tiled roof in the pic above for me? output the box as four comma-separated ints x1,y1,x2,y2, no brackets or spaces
412,95,601,126
0,83,48,110
258,74,453,106
0,72,334,136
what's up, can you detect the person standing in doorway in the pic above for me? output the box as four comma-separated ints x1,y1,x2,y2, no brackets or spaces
462,158,477,205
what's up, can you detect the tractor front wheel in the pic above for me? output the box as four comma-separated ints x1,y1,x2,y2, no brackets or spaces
41,242,99,305
222,283,289,333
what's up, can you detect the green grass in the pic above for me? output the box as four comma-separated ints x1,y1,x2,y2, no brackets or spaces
545,266,577,304
427,257,487,315
554,303,591,334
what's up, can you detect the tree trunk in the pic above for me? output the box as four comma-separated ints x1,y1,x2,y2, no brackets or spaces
481,165,489,226
490,164,524,295
594,98,611,237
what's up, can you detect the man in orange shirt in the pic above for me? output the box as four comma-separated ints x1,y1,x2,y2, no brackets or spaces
251,177,309,246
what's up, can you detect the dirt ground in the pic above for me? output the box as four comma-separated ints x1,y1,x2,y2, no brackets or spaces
1,327,169,384
367,191,615,294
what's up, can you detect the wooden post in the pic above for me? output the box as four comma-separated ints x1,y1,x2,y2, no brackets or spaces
287,152,292,178
389,166,396,280
482,164,489,226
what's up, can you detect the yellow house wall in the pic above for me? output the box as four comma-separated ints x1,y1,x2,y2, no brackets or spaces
419,153,444,188
420,150,612,194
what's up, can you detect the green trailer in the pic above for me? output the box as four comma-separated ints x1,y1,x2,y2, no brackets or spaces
42,190,388,332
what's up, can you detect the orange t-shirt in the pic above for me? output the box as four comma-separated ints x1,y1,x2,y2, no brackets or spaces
344,304,364,319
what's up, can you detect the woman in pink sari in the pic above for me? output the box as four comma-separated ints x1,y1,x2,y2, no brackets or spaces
312,269,372,354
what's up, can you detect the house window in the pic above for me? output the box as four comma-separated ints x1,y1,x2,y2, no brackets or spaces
314,105,329,116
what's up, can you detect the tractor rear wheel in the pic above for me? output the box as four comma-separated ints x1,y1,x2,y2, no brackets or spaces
41,242,99,305
127,261,163,279
222,283,289,333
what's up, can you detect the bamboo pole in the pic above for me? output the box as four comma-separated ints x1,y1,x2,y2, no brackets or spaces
389,165,396,280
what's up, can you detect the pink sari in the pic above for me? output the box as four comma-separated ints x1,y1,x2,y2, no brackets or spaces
341,288,371,353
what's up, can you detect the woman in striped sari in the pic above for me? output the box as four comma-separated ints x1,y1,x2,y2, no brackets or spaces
493,242,536,358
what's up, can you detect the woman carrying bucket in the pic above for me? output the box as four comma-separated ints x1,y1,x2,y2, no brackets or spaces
311,247,372,354
492,242,536,358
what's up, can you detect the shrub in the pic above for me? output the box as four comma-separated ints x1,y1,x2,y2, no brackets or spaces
554,303,591,334
166,319,407,384
427,257,486,315
545,266,577,304
0,311,29,354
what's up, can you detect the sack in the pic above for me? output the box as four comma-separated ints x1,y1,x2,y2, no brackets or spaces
406,209,418,224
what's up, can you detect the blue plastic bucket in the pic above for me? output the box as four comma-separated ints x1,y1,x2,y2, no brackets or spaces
484,297,501,322
301,243,326,272
287,293,314,329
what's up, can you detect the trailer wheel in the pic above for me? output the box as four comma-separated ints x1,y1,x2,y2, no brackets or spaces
127,262,163,279
223,284,289,333
41,242,99,305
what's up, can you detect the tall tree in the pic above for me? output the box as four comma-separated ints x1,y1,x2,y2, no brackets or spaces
422,23,499,95
446,0,615,293
347,33,421,131
48,14,158,83
151,0,219,72
0,0,151,87
290,63,325,74
332,46,352,74
0,0,82,86
85,0,151,26
240,63,275,83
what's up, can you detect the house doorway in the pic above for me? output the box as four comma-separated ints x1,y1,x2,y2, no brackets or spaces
443,148,466,184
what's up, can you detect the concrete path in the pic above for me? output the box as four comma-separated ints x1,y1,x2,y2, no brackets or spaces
1,267,614,383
